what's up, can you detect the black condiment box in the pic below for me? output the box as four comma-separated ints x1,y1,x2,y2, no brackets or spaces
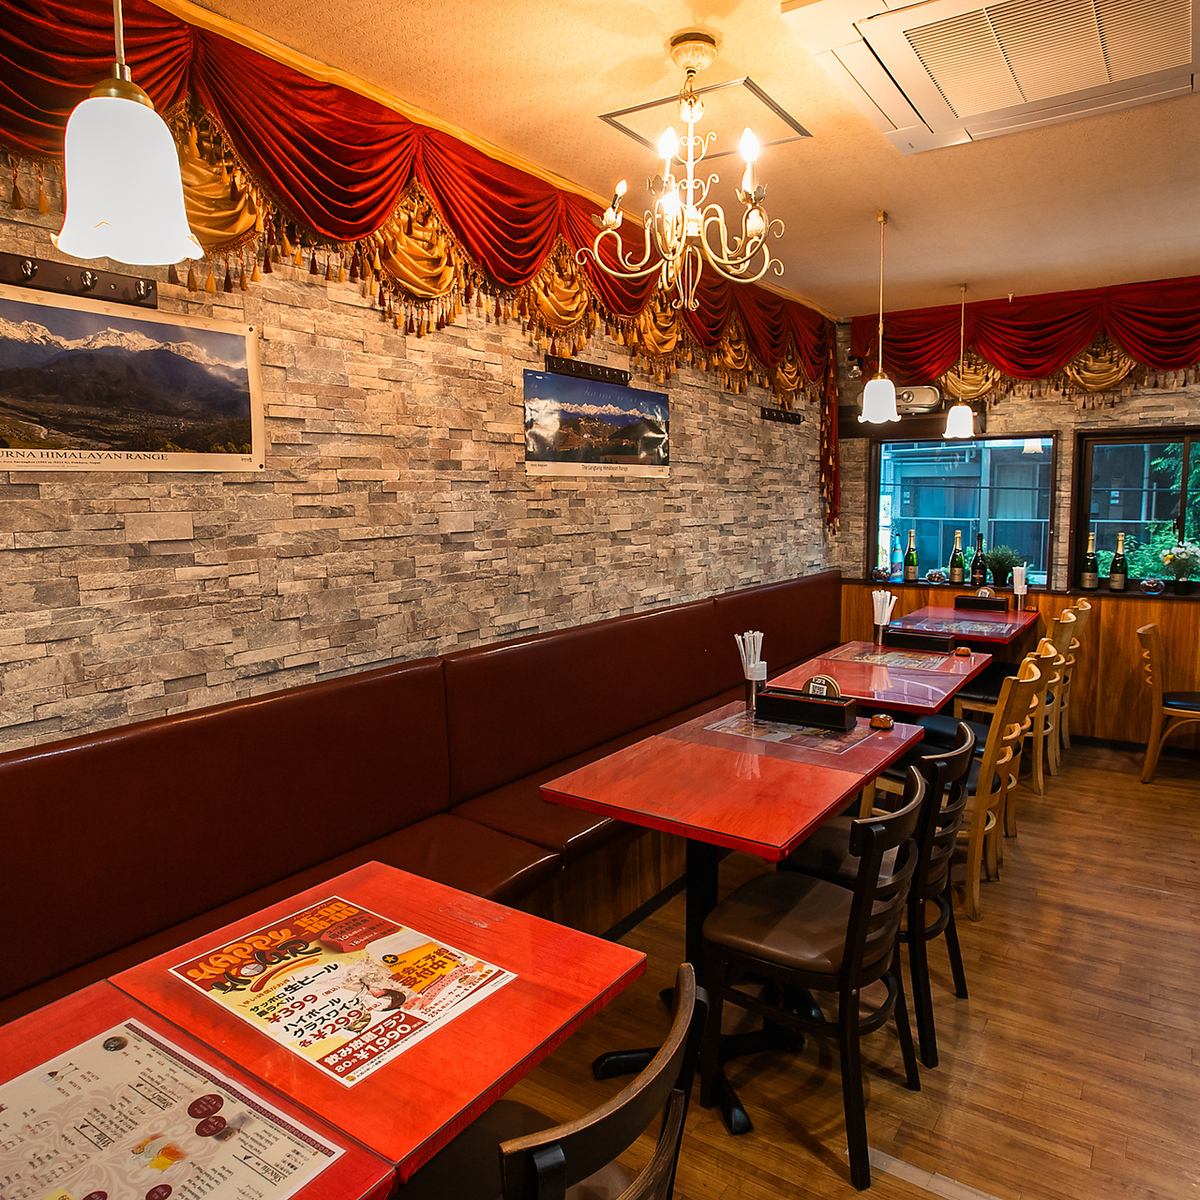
953,595,1009,612
756,687,858,732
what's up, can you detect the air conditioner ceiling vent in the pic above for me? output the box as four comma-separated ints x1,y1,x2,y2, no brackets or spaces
782,0,1198,153
905,0,1192,119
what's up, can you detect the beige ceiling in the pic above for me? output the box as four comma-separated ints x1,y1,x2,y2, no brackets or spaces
189,0,1200,317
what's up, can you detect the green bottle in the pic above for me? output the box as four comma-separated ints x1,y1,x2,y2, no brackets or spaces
1081,531,1099,590
1109,531,1127,591
904,529,919,583
949,529,965,584
969,533,986,586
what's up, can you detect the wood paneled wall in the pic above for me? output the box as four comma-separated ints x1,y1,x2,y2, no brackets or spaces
842,582,1200,746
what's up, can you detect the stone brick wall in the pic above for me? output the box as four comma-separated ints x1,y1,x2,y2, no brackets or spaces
0,209,829,751
827,343,1200,587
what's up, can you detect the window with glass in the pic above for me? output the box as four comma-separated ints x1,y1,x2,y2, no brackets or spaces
1074,430,1199,580
872,437,1055,586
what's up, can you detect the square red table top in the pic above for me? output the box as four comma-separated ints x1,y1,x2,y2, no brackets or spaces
889,605,1040,645
0,982,394,1200
113,862,644,1181
772,640,993,715
541,700,923,862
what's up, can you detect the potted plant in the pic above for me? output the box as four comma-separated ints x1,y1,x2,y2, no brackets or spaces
1160,540,1200,595
986,545,1022,588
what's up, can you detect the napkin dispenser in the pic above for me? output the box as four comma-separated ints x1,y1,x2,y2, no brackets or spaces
882,629,957,652
755,687,858,732
954,595,1009,612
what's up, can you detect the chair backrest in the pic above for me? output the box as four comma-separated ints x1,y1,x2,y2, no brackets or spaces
1069,598,1092,647
499,964,704,1200
882,628,957,653
1047,608,1077,658
912,721,976,898
1137,623,1165,707
1028,638,1062,721
977,658,1042,809
843,767,925,985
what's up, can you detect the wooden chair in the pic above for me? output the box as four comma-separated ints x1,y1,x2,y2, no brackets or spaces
1041,611,1077,778
1059,598,1092,754
699,769,925,1191
956,657,1042,920
956,629,1065,804
1137,623,1200,783
403,963,704,1200
786,725,976,1069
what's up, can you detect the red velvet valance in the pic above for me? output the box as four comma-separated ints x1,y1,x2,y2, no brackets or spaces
0,0,829,365
850,275,1200,383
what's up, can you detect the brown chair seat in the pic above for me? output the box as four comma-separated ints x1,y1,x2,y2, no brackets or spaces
1164,691,1200,711
401,1100,632,1199
703,871,858,975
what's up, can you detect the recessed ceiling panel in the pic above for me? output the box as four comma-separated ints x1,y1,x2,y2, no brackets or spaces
600,77,811,162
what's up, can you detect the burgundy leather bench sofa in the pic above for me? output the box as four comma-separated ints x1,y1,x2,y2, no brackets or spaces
0,569,841,1023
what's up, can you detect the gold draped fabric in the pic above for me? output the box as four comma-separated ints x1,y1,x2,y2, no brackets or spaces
180,129,256,250
940,352,1005,401
528,254,590,330
367,207,458,301
1061,339,1137,393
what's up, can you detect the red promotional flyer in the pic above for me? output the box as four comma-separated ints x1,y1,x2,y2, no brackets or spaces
170,897,515,1087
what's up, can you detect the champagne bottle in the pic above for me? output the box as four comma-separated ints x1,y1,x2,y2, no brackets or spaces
1109,531,1127,591
949,529,965,584
1081,531,1099,590
904,529,919,583
969,533,986,587
889,534,904,582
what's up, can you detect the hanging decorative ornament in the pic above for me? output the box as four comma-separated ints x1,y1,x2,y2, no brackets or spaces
943,284,976,439
55,0,201,265
860,210,900,423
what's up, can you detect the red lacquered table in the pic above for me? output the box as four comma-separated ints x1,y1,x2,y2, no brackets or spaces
541,700,922,1130
772,640,993,715
113,862,644,1182
0,982,394,1200
888,605,1039,647
542,700,921,971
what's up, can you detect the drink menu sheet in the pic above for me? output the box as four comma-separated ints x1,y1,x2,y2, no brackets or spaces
0,1020,341,1200
171,896,516,1087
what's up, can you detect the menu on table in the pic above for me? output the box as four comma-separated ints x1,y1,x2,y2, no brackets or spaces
171,896,516,1087
826,644,951,669
0,1019,341,1200
704,711,874,755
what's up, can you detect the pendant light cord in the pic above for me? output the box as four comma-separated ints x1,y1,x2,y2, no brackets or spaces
876,210,887,374
957,283,967,376
112,0,127,73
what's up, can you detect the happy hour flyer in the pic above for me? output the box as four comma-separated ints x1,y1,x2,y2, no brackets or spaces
0,1020,341,1200
171,897,516,1087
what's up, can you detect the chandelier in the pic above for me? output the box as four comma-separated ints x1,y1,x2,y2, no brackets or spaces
579,31,783,311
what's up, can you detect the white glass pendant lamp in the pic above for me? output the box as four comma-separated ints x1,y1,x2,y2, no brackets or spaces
943,284,975,439
860,210,899,423
55,0,201,265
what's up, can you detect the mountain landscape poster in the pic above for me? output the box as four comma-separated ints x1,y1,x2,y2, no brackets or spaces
0,286,264,472
523,369,669,478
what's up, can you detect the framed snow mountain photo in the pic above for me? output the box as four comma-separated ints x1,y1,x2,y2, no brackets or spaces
0,285,264,472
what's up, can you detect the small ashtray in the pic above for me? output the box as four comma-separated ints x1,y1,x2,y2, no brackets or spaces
869,713,894,730
954,646,972,657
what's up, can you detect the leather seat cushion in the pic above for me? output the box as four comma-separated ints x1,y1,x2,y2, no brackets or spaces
704,871,853,975
453,695,735,856
401,1099,634,1200
0,657,452,1001
443,599,725,803
1164,692,1200,712
954,661,1014,704
711,571,842,689
0,817,559,1026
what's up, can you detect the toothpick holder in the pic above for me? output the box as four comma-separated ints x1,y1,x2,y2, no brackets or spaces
744,661,767,717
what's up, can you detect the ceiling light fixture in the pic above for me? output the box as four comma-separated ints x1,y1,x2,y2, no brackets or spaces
943,283,975,439
860,209,900,423
579,30,782,311
54,0,201,266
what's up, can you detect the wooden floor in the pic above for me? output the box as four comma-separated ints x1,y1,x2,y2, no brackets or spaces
507,745,1200,1199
